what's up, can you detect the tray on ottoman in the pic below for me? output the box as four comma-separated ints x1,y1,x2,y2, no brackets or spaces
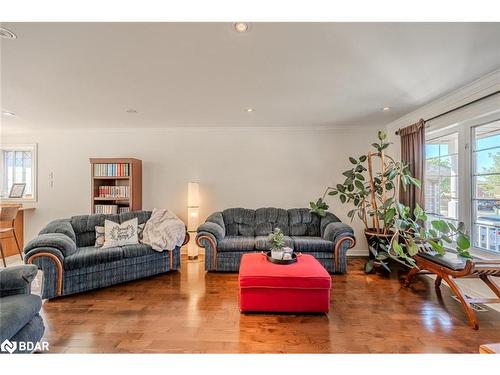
238,253,331,313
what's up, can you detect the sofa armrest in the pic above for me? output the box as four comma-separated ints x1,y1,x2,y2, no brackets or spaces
197,222,225,242
0,265,38,297
24,247,65,299
24,233,77,257
39,218,76,243
323,222,355,243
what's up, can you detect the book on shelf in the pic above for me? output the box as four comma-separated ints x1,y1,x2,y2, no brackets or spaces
94,204,118,214
94,163,130,177
94,205,131,214
97,186,130,198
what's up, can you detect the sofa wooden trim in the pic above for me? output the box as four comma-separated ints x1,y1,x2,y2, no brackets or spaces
196,234,217,270
334,236,356,272
26,252,63,297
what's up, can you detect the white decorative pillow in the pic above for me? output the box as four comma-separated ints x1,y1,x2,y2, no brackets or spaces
102,218,139,248
95,222,145,247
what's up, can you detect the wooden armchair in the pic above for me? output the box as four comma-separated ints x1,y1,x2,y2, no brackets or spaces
404,251,500,330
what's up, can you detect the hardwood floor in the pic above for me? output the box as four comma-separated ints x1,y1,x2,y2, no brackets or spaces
38,256,500,353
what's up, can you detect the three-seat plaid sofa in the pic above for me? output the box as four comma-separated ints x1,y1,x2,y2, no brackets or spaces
196,207,355,273
23,211,188,299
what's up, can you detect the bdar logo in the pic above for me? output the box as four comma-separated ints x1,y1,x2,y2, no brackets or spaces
1,339,17,354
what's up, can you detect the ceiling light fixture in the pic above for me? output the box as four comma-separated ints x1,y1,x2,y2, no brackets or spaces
233,22,250,33
1,110,16,117
246,108,254,113
126,109,138,114
383,107,391,111
0,27,17,39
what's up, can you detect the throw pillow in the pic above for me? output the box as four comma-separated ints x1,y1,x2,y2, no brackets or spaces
95,225,105,247
138,222,145,242
95,221,145,247
102,218,139,248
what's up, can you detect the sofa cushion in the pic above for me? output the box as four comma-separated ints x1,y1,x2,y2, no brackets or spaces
291,236,334,252
255,235,293,251
218,236,255,252
288,209,320,236
121,243,157,258
39,218,77,243
119,210,151,225
255,207,289,236
0,294,42,342
64,246,124,270
222,208,256,236
71,214,120,247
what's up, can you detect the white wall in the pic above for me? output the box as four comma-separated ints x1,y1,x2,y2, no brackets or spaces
1,126,382,254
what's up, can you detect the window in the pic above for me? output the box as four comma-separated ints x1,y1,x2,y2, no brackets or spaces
0,144,37,201
425,132,460,227
472,121,500,253
424,116,500,256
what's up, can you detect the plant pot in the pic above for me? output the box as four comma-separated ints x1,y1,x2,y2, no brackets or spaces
364,229,393,259
271,249,284,260
364,229,394,273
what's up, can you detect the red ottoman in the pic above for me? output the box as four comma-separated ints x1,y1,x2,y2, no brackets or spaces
239,253,331,313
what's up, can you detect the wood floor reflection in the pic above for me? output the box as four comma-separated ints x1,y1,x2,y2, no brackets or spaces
40,256,500,353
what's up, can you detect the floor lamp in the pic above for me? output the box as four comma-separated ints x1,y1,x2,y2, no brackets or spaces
187,182,200,260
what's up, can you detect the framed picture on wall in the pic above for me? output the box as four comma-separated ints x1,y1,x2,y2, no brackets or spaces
9,183,26,198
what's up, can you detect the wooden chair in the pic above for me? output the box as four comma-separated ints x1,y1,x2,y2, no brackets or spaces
0,204,23,267
405,251,500,330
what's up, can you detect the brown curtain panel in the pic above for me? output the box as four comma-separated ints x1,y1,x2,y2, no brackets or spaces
399,119,425,213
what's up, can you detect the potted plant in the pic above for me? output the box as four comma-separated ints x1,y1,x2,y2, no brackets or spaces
268,227,285,260
310,131,471,273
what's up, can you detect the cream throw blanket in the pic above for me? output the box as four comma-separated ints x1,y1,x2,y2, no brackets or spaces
142,208,186,252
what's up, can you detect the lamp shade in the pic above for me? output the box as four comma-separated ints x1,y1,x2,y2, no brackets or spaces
187,182,200,207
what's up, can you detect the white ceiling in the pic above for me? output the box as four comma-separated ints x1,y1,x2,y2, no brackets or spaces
1,22,500,131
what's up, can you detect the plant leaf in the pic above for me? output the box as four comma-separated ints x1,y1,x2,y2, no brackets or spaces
364,260,375,274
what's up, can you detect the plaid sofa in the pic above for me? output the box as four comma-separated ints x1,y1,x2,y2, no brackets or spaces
196,207,355,273
23,211,186,299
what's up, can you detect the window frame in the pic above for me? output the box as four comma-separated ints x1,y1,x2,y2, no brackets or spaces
0,143,38,202
425,111,500,258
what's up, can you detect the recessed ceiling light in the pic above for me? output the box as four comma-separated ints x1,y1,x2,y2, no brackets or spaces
0,27,17,39
246,108,254,113
233,22,250,33
126,109,137,114
383,107,391,111
1,110,16,117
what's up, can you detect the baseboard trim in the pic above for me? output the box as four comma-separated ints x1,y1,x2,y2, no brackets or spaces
347,249,368,257
182,248,369,257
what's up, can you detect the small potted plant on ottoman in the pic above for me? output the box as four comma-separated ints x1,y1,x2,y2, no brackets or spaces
268,228,285,260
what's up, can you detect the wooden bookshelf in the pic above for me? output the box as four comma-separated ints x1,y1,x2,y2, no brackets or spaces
90,158,142,214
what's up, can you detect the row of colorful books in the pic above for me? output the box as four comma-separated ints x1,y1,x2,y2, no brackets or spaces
94,163,130,177
94,205,131,214
98,186,130,198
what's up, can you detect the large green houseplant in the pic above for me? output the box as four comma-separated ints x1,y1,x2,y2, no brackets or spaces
310,131,471,273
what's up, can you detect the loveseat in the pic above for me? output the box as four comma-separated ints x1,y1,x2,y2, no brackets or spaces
196,207,355,273
0,265,45,353
23,211,188,299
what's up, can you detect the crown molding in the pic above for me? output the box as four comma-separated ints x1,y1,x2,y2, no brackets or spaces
1,124,376,136
386,68,500,132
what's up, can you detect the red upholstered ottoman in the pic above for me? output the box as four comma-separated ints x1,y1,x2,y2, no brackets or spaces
239,253,331,313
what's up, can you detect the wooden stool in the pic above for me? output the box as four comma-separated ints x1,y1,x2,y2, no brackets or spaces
405,251,500,330
0,204,23,267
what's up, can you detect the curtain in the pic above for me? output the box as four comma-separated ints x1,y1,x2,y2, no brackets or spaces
399,119,425,213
